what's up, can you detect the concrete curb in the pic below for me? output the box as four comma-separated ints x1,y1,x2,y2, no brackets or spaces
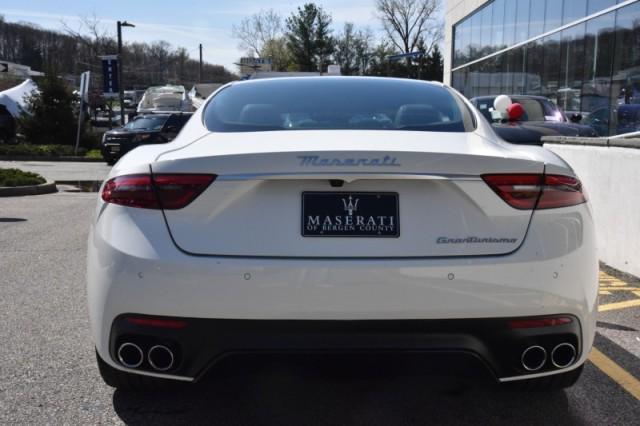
0,156,104,162
0,180,58,197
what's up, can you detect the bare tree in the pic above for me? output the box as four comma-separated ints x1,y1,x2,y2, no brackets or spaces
232,9,283,57
375,0,442,59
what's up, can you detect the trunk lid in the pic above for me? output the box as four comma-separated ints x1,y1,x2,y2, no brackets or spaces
152,130,543,257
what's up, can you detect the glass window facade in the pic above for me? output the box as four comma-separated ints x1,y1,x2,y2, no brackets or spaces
452,0,640,136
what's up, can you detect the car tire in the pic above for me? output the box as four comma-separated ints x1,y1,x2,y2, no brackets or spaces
96,349,175,391
105,159,116,166
507,364,584,391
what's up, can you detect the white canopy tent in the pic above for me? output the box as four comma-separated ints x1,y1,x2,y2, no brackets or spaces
0,79,38,117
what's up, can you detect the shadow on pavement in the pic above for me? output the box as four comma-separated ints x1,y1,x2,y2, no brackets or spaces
112,354,581,426
594,332,640,378
0,217,27,222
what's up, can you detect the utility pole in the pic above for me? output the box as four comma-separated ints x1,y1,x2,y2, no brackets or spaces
117,20,135,126
199,43,203,83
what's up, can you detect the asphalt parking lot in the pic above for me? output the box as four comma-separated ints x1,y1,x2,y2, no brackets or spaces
1,163,639,425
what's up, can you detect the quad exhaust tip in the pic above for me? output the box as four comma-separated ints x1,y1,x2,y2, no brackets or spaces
117,342,144,369
148,345,174,371
551,343,577,368
521,345,547,371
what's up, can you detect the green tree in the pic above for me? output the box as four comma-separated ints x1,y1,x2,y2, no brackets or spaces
285,3,335,72
334,23,373,75
423,44,443,81
19,71,78,146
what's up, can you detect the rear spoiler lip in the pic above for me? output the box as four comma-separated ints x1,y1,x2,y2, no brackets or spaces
214,172,482,182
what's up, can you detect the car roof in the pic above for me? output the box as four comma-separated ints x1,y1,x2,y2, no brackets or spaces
228,75,446,88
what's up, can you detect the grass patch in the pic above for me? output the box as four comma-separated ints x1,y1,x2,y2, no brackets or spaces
0,168,46,187
84,149,103,159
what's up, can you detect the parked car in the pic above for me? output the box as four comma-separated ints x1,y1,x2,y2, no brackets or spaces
101,112,193,164
0,104,16,144
470,95,597,144
582,104,640,136
89,77,597,391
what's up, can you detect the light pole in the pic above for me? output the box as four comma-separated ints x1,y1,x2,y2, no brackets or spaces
117,20,135,125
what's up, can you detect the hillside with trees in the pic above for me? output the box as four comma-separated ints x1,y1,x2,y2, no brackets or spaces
0,15,236,88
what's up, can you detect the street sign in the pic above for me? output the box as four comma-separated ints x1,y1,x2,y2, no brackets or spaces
75,70,91,155
100,56,119,96
79,71,91,103
387,51,425,61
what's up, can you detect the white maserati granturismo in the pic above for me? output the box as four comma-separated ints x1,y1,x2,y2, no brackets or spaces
87,77,598,390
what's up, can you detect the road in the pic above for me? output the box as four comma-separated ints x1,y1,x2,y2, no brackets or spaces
0,165,639,424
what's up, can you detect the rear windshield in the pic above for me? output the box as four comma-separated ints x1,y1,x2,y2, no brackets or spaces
204,78,474,133
125,116,168,130
475,97,564,122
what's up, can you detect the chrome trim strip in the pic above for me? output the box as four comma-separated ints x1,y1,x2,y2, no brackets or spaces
216,172,482,182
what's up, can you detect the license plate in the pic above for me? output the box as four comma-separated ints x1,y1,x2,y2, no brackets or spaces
302,192,399,237
108,145,120,153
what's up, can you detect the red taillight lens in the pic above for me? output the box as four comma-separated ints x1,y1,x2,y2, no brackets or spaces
482,174,543,209
101,174,215,209
537,175,587,209
102,174,159,208
153,174,216,209
482,174,587,210
508,316,573,329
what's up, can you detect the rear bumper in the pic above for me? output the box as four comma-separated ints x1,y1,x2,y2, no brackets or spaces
87,203,599,382
108,315,583,382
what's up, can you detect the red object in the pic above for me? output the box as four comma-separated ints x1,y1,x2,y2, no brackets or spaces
507,103,524,121
126,317,188,329
508,317,573,329
482,174,587,210
102,174,216,209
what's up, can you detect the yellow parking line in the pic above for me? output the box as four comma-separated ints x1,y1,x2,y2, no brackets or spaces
589,347,640,401
598,287,638,291
634,291,640,298
599,299,640,312
599,291,612,295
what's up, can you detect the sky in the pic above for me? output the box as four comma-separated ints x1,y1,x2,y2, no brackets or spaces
1,0,389,72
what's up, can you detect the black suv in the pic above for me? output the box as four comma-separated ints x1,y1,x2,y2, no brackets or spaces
0,104,16,144
101,112,193,164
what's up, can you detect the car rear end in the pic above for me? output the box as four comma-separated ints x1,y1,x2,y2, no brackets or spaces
88,78,598,387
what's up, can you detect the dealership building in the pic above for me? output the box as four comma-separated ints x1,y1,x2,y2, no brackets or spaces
444,0,640,135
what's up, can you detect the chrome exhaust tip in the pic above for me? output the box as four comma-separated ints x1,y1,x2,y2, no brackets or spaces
551,343,577,368
117,342,144,368
148,345,174,371
521,345,547,371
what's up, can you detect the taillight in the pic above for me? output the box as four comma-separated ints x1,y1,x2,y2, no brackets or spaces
101,174,215,209
537,175,587,209
482,174,543,209
482,174,587,210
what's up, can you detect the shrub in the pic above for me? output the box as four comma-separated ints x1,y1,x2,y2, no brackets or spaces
0,168,46,187
0,143,87,157
18,71,79,146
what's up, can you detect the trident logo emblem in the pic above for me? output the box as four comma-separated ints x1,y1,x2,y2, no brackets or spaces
342,195,359,216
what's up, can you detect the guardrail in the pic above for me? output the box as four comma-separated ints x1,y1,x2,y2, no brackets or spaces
543,136,640,278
